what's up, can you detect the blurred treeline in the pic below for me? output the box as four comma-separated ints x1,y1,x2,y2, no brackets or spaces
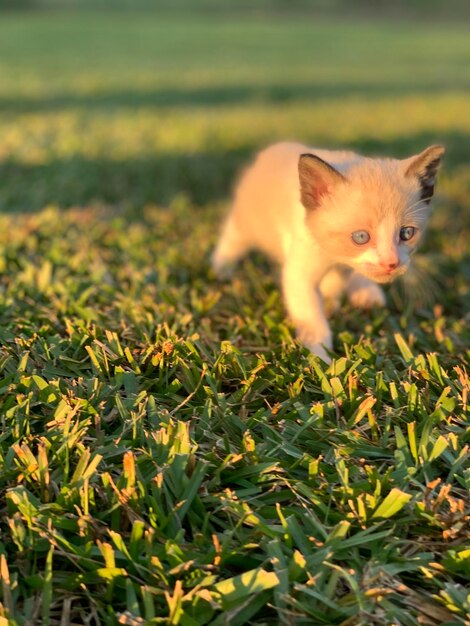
2,0,470,19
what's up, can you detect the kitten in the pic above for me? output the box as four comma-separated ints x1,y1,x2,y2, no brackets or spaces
212,142,445,362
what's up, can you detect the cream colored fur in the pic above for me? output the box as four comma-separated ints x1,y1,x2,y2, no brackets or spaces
212,141,444,362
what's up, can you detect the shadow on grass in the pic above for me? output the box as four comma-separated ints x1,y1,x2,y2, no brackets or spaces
0,146,255,213
0,131,468,214
1,81,469,114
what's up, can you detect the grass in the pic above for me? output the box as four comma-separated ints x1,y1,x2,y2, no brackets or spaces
0,8,469,626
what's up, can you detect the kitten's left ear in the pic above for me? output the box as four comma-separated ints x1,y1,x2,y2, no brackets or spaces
404,144,445,203
298,153,346,211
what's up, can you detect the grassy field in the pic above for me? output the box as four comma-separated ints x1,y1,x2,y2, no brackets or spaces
0,9,469,626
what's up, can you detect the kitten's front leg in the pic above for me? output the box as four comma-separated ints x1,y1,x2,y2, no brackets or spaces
319,266,350,313
347,272,386,309
282,261,332,363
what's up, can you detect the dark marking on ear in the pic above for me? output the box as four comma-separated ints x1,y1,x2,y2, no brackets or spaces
419,157,441,202
405,145,445,204
298,153,346,211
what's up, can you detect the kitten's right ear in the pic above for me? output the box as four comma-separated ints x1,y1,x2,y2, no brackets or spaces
404,144,445,203
299,154,346,211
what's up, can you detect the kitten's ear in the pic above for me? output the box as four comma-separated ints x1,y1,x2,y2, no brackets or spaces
299,153,346,211
404,144,445,203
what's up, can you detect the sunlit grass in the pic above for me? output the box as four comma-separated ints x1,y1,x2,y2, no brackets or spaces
0,9,469,626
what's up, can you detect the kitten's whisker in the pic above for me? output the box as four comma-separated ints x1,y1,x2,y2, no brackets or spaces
398,260,442,310
405,209,427,219
406,205,426,215
406,208,427,218
404,198,430,220
405,199,425,212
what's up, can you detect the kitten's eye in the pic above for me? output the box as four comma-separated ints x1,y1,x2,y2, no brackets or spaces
351,230,370,245
400,226,416,242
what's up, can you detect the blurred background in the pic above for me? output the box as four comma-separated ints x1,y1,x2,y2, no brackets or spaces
0,0,469,213
0,0,469,318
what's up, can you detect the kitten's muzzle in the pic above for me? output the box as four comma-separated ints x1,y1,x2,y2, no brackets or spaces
359,263,408,283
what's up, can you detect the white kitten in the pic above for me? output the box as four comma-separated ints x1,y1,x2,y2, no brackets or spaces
212,142,445,362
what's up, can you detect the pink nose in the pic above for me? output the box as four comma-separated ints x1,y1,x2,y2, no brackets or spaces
380,260,399,272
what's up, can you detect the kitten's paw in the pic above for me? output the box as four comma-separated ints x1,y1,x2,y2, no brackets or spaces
323,296,341,316
211,250,234,280
307,342,332,364
298,329,333,364
349,284,385,309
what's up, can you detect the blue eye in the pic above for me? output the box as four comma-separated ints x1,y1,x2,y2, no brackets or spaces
351,230,370,245
400,226,416,241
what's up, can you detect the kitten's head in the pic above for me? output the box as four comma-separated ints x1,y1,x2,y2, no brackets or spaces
299,145,445,283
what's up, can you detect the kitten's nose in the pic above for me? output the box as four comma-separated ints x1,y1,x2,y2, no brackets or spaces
380,260,399,272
